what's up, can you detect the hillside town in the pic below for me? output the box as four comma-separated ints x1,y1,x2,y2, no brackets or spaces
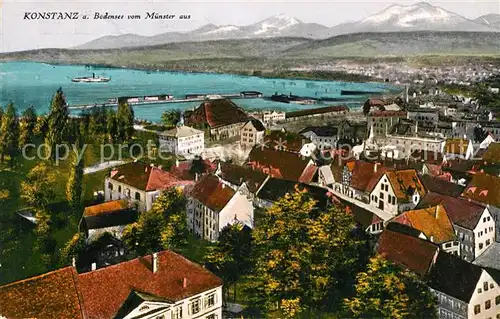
0,72,499,318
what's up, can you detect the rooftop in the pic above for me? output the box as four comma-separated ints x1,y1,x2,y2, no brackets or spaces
376,229,438,278
285,105,348,118
161,125,203,138
190,174,235,212
461,173,500,208
419,174,465,198
83,200,130,217
0,267,85,319
77,250,222,319
217,162,268,194
247,147,312,182
473,242,500,271
185,99,249,128
110,162,184,192
384,169,426,201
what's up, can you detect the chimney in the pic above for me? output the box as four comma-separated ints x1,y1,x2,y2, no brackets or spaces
374,163,378,173
183,277,187,289
153,252,158,273
195,173,199,181
222,183,225,189
91,262,97,271
176,159,179,168
72,257,76,268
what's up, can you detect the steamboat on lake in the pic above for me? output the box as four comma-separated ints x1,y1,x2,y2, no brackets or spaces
71,73,111,83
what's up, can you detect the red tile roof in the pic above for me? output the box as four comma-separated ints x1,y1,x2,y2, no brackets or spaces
461,173,500,208
110,162,185,192
190,174,235,212
376,229,438,278
391,205,456,244
264,130,304,153
298,163,318,184
483,143,500,165
385,169,426,201
84,200,130,217
78,250,222,319
347,161,389,193
217,162,268,193
369,110,407,117
247,147,311,182
185,99,249,128
169,159,217,181
0,267,85,319
417,192,485,230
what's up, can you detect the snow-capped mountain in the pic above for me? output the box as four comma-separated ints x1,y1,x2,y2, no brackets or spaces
74,3,499,50
325,2,495,36
474,14,500,30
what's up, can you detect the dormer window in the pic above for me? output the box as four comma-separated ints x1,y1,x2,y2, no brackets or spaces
139,305,150,312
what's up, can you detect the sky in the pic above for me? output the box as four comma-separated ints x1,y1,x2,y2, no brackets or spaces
0,0,499,52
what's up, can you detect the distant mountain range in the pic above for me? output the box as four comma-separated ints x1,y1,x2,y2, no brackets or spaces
75,2,500,50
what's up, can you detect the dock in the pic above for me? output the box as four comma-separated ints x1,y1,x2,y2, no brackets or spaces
67,91,264,110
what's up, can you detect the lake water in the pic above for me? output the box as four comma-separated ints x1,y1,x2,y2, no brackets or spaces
0,62,397,122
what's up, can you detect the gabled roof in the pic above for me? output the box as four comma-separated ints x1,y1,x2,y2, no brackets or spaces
299,126,338,137
347,161,388,193
391,205,455,244
426,251,483,303
0,267,85,319
84,200,129,217
110,162,184,192
113,290,172,319
410,150,444,165
444,138,470,155
419,174,465,197
217,162,268,193
169,159,217,181
78,250,223,319
244,118,265,132
82,200,138,230
161,125,203,138
376,229,438,278
384,169,426,201
190,174,235,212
462,173,500,208
185,99,249,128
247,147,312,182
417,192,485,230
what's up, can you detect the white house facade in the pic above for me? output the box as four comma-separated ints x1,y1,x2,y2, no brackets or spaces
159,125,205,156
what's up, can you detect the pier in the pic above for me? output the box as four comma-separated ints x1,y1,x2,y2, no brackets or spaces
67,91,264,110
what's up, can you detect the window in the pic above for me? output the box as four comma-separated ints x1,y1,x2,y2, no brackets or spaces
205,293,216,308
480,243,484,250
135,192,141,201
445,243,452,248
118,185,122,193
206,315,217,319
188,299,201,315
474,305,480,314
485,300,491,310
496,295,500,305
490,283,494,289
484,282,489,291
108,182,113,190
155,316,164,319
172,305,183,319
487,239,491,246
478,288,482,293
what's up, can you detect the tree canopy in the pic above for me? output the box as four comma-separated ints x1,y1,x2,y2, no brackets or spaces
344,255,437,319
0,103,20,165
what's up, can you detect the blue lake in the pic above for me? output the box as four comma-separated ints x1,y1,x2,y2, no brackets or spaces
0,62,397,122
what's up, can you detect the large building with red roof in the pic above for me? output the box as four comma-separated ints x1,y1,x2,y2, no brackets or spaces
184,99,249,141
105,162,193,212
0,250,223,319
187,174,254,241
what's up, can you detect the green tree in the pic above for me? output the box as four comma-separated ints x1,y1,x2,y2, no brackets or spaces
344,255,437,319
19,105,38,145
46,88,69,161
122,188,187,255
247,188,369,317
60,232,86,266
88,106,108,142
204,223,252,301
117,101,135,141
21,163,57,209
107,109,118,142
161,109,181,127
66,149,84,215
0,103,20,166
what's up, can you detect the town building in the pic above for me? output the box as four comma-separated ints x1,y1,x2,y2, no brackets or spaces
369,169,426,216
407,108,440,125
187,174,254,242
215,161,269,196
367,110,407,137
0,250,223,319
284,105,348,122
240,119,265,148
249,110,286,124
247,147,317,183
390,205,459,255
159,125,204,156
444,138,475,160
418,192,495,262
184,99,249,141
428,251,500,319
381,134,445,159
300,126,339,150
105,162,190,212
79,199,137,243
